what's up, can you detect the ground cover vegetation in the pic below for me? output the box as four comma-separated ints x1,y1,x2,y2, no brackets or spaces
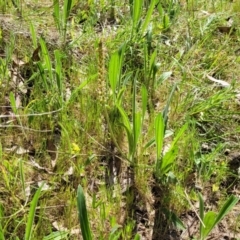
0,0,239,239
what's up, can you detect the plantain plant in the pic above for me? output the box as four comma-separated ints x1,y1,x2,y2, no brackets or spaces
199,193,239,240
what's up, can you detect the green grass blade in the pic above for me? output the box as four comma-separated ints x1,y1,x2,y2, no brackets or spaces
25,183,44,240
199,192,205,239
155,113,165,174
108,44,126,99
149,50,157,78
132,75,141,158
117,104,133,159
132,0,143,32
133,112,141,158
37,62,49,91
162,83,177,126
54,50,63,98
160,147,178,175
19,159,26,199
162,208,186,231
39,38,53,83
155,113,165,160
117,43,126,91
29,22,37,48
214,195,239,226
77,185,92,240
141,0,156,33
63,0,72,25
0,203,5,240
63,0,72,41
53,0,60,32
43,231,68,240
170,123,188,147
141,85,147,123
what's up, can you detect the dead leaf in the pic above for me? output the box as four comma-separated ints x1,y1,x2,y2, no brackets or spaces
206,75,230,88
31,45,41,62
52,221,80,235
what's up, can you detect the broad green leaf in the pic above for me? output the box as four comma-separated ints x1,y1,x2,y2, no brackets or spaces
160,146,177,175
163,208,186,231
163,14,170,29
116,87,125,106
201,195,238,239
25,183,44,240
133,233,141,240
144,138,155,149
171,212,186,231
37,62,49,91
132,0,142,24
202,211,217,239
109,52,120,95
170,123,188,147
214,195,239,227
157,2,163,16
40,38,53,83
116,104,131,136
53,0,60,31
43,231,69,240
215,195,239,224
149,50,157,78
29,22,37,48
77,185,92,240
132,0,143,32
141,0,156,33
63,0,72,28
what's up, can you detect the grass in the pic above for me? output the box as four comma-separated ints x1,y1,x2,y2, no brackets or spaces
0,0,240,239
